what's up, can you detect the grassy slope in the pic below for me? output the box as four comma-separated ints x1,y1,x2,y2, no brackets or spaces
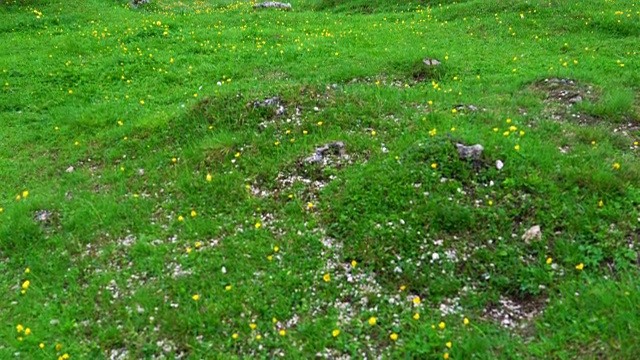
1,0,639,358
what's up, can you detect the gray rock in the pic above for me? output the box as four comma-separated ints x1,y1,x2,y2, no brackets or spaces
34,210,53,223
423,58,441,66
496,160,504,170
66,166,75,173
568,95,583,104
304,142,346,165
522,225,542,243
455,143,484,160
253,2,291,10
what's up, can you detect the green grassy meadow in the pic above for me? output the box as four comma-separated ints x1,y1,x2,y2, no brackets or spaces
1,0,640,358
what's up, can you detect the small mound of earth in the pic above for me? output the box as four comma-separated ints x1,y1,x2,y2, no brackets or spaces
533,78,598,125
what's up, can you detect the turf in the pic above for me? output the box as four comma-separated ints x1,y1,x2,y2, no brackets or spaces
1,0,639,358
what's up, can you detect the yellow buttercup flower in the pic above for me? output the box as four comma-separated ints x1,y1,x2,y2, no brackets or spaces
332,329,340,337
323,273,331,282
368,317,377,326
390,333,398,341
192,294,200,301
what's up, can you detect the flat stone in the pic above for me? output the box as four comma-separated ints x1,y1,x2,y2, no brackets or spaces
423,58,441,66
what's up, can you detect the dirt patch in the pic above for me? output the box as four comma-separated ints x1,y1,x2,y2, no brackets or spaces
531,78,599,125
483,295,547,331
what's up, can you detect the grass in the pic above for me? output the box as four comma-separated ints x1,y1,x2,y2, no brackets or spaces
1,0,639,358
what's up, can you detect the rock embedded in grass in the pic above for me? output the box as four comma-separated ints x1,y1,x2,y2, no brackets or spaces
455,143,484,160
253,2,292,10
522,225,542,243
423,58,441,66
304,142,347,165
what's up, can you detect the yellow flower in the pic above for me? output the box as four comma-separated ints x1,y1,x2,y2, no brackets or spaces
446,341,452,348
390,333,398,341
171,157,177,163
192,294,200,301
332,329,340,337
256,334,262,340
255,222,261,229
56,344,63,351
451,108,457,114
274,246,280,252
232,333,239,339
509,126,517,131
514,145,520,151
371,130,376,136
368,317,377,326
413,296,421,305
234,152,240,158
267,255,273,261
488,200,494,206
351,260,357,267
193,93,198,98
413,313,420,320
399,285,406,291
546,257,553,265
463,317,469,325
431,163,437,169
191,210,197,218
520,130,525,135
451,127,456,132
274,141,280,146
613,163,621,170
178,216,184,222
279,329,286,336
39,343,45,349
25,268,30,274
598,200,604,208
323,273,331,282
22,280,30,290
272,317,277,323
186,248,192,254
25,328,31,336
429,128,437,136
576,263,584,270
428,100,433,105
195,241,202,248
250,323,257,330
317,121,323,126
506,118,512,123
225,285,231,291
62,354,69,359
206,173,212,182
139,100,144,105
307,202,314,209
503,131,510,136
16,324,24,333
22,191,29,198
444,353,450,359
439,321,446,329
